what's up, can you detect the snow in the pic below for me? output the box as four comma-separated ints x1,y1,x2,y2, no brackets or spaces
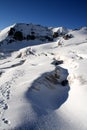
14,23,52,37
0,24,15,42
0,23,87,130
51,26,69,34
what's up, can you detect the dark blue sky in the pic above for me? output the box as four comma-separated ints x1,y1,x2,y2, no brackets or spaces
0,0,87,29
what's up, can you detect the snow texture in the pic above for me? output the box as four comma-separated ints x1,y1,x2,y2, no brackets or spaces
0,23,87,130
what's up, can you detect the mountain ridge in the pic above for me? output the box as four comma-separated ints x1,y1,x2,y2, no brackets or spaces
0,23,87,52
0,23,69,43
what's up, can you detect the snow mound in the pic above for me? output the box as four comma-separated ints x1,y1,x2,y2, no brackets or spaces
26,66,69,112
16,47,37,58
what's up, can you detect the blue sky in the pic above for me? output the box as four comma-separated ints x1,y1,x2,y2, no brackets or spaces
0,0,87,29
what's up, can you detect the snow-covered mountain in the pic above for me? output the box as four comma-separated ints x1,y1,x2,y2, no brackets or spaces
0,23,70,51
0,23,87,130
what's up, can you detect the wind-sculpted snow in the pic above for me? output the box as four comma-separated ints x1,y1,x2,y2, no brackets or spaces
12,66,70,130
0,24,87,130
26,66,69,111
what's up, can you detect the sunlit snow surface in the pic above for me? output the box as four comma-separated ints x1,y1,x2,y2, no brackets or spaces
0,24,87,130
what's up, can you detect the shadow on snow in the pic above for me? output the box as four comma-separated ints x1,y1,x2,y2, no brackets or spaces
13,66,70,130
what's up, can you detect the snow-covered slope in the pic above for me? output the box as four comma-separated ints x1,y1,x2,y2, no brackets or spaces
62,27,87,46
51,26,69,34
0,25,14,42
0,24,87,130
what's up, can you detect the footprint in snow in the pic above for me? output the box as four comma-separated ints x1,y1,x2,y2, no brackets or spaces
3,104,9,110
2,118,11,125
